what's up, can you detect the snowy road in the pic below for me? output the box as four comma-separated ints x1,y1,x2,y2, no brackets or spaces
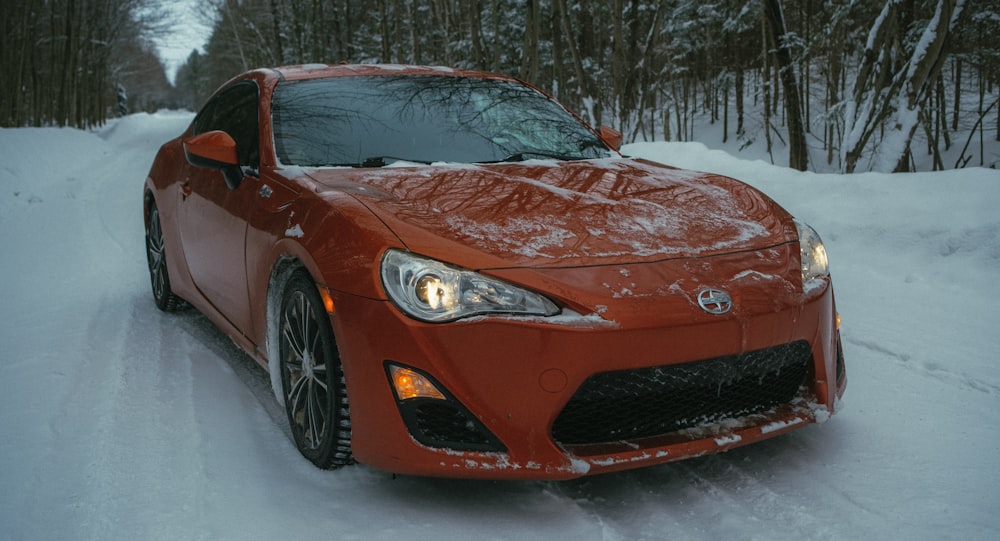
1,113,997,540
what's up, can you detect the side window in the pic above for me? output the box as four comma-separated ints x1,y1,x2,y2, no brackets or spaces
192,82,260,168
192,99,217,136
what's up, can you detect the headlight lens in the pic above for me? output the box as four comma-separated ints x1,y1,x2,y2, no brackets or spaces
380,249,560,322
795,219,830,286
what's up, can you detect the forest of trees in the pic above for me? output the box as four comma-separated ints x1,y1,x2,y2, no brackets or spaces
0,0,174,129
3,0,998,173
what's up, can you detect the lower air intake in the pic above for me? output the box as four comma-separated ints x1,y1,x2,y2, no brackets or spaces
399,399,507,453
551,340,812,445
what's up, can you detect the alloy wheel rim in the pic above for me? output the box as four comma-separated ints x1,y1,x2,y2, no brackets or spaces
282,290,329,451
147,209,168,300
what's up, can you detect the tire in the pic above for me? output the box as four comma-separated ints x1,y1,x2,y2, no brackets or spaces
145,201,182,312
279,271,353,469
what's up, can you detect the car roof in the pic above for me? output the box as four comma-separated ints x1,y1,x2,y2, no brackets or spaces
271,63,514,82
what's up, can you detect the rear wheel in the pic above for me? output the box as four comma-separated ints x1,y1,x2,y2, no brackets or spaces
279,271,353,468
145,201,182,312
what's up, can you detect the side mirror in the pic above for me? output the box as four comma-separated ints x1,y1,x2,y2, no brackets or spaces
183,130,243,190
599,125,623,151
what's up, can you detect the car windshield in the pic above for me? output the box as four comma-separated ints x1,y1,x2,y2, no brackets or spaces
271,75,611,167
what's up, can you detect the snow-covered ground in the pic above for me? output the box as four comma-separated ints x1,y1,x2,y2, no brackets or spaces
1,111,998,540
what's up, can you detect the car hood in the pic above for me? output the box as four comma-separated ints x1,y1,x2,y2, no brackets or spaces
306,158,797,269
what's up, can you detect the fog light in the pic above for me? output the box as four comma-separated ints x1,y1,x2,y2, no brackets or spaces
389,364,446,400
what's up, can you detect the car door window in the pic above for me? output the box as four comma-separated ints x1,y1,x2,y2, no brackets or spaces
193,82,260,168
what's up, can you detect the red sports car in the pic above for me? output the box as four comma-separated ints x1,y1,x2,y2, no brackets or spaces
143,64,845,479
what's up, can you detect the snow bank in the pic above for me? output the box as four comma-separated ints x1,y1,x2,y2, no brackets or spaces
0,126,112,222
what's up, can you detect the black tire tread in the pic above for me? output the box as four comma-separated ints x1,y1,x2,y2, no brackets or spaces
145,200,183,312
280,271,353,469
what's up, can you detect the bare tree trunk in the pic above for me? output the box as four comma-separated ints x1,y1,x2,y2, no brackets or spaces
551,5,563,98
802,1,811,134
889,0,964,172
270,0,285,64
433,0,452,66
921,110,945,170
611,0,624,128
735,69,744,137
468,0,484,70
954,98,997,168
394,0,403,63
761,8,773,160
936,75,951,149
952,57,961,131
824,21,844,166
410,0,421,64
843,0,965,173
842,1,900,172
677,81,685,140
723,79,729,144
57,0,78,126
980,69,987,161
379,0,391,63
555,0,598,124
762,0,808,171
521,0,540,82
491,0,500,70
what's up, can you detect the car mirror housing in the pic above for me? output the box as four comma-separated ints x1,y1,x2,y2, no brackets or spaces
184,130,238,167
599,125,623,151
183,130,243,189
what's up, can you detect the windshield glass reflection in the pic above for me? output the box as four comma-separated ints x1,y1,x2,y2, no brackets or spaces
271,75,611,167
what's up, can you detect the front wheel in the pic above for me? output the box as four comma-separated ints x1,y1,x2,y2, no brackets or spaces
279,271,353,469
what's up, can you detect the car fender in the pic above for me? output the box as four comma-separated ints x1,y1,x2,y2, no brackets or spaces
245,185,401,357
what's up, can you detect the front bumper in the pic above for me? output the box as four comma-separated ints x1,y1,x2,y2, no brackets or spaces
330,278,845,480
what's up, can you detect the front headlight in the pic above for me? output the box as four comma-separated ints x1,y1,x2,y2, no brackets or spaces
795,219,830,287
380,249,560,323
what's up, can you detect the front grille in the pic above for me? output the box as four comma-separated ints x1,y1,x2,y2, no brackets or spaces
551,340,813,445
399,399,507,452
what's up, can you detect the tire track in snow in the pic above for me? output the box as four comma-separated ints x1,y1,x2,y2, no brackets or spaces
847,336,1000,395
169,309,292,442
538,483,630,541
550,431,870,541
77,296,211,541
66,115,213,539
674,456,839,540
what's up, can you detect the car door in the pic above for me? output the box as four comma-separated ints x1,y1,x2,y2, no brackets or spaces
177,81,260,336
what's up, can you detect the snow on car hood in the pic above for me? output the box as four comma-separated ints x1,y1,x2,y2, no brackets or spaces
307,158,796,269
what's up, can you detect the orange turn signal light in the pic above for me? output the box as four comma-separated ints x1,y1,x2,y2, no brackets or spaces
389,365,446,400
317,286,335,314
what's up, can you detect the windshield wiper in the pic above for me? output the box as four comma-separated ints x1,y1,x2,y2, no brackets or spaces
358,156,433,168
496,150,585,163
